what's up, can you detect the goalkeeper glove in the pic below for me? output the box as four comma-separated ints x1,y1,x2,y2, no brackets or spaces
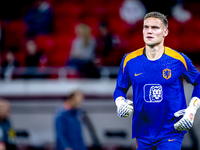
174,97,200,131
115,96,133,117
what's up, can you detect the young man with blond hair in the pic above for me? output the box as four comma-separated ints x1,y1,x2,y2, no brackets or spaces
114,12,200,149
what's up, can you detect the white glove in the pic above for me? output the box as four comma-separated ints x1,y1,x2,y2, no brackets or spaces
174,97,200,131
115,96,133,117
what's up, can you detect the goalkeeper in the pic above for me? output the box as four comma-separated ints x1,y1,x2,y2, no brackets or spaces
113,11,200,150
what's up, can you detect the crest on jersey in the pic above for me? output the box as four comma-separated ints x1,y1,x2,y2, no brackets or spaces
163,69,171,79
144,84,163,103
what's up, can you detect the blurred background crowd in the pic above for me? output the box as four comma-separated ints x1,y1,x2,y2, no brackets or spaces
0,0,200,150
0,0,200,79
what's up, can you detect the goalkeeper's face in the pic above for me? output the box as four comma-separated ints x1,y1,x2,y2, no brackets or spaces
71,91,84,109
143,17,168,47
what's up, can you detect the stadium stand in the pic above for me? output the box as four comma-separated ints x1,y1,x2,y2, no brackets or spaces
1,0,200,73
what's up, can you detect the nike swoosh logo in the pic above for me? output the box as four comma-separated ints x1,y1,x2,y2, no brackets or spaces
168,139,176,142
135,73,143,76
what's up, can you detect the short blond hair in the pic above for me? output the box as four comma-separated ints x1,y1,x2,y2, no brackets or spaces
144,12,168,29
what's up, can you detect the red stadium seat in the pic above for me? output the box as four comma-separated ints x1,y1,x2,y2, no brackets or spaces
53,2,82,18
182,18,200,34
15,51,26,66
180,33,200,53
124,34,144,53
3,20,27,48
82,4,107,20
47,34,74,66
49,50,69,66
105,0,123,18
165,34,181,51
53,17,78,35
168,18,182,34
34,34,75,67
108,17,129,36
35,35,56,54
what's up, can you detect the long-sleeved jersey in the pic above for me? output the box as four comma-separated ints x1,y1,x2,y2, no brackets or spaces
113,47,200,139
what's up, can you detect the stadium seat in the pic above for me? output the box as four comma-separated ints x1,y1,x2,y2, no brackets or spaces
108,17,129,36
15,51,26,66
180,33,200,53
165,34,181,51
47,34,74,66
168,18,182,34
83,5,107,20
105,0,123,18
35,35,56,54
53,17,79,35
182,18,200,34
124,34,144,53
3,20,27,48
53,2,82,18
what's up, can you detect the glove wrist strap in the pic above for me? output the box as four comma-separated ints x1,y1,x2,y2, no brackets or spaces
189,97,200,111
115,96,125,107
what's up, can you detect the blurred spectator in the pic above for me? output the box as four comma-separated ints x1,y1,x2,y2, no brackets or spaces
95,22,123,66
24,0,53,38
1,50,19,81
0,98,16,150
55,90,87,150
68,23,99,78
119,0,146,25
25,39,43,67
24,39,48,78
171,3,192,23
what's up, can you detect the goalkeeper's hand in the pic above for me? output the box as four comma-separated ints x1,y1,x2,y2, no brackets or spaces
115,96,133,117
174,97,200,131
